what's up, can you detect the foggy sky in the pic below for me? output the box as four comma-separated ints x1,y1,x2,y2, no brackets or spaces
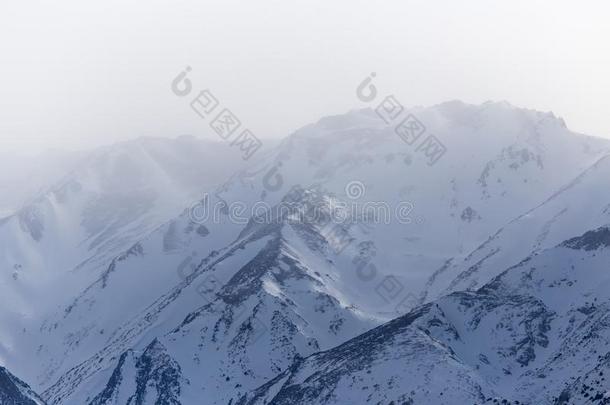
1,0,609,154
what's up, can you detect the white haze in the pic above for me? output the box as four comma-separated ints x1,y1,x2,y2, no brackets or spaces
0,0,609,156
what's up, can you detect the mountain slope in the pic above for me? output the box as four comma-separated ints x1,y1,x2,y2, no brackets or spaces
87,339,184,405
239,225,610,404
43,188,378,404
0,366,46,405
0,135,247,388
424,152,610,303
26,101,610,403
214,101,610,309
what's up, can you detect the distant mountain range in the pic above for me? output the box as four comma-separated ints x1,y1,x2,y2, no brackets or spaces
2,101,610,404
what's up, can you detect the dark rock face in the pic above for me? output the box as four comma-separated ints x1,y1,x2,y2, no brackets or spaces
88,351,130,405
89,340,183,405
18,205,44,241
0,366,46,405
553,352,610,405
562,227,610,251
460,206,481,222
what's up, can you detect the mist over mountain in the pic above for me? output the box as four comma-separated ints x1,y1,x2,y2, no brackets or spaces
2,100,610,404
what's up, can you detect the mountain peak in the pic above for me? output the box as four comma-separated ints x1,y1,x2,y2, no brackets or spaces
0,366,46,405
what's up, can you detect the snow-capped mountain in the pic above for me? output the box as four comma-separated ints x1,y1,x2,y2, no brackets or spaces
5,101,610,404
1,134,247,283
0,135,248,384
41,187,379,404
232,153,610,404
238,224,610,404
211,100,610,312
0,366,46,405
424,152,610,303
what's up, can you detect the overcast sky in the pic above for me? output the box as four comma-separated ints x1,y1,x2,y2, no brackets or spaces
1,0,609,154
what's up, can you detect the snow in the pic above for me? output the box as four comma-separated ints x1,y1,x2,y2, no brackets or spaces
2,101,610,404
